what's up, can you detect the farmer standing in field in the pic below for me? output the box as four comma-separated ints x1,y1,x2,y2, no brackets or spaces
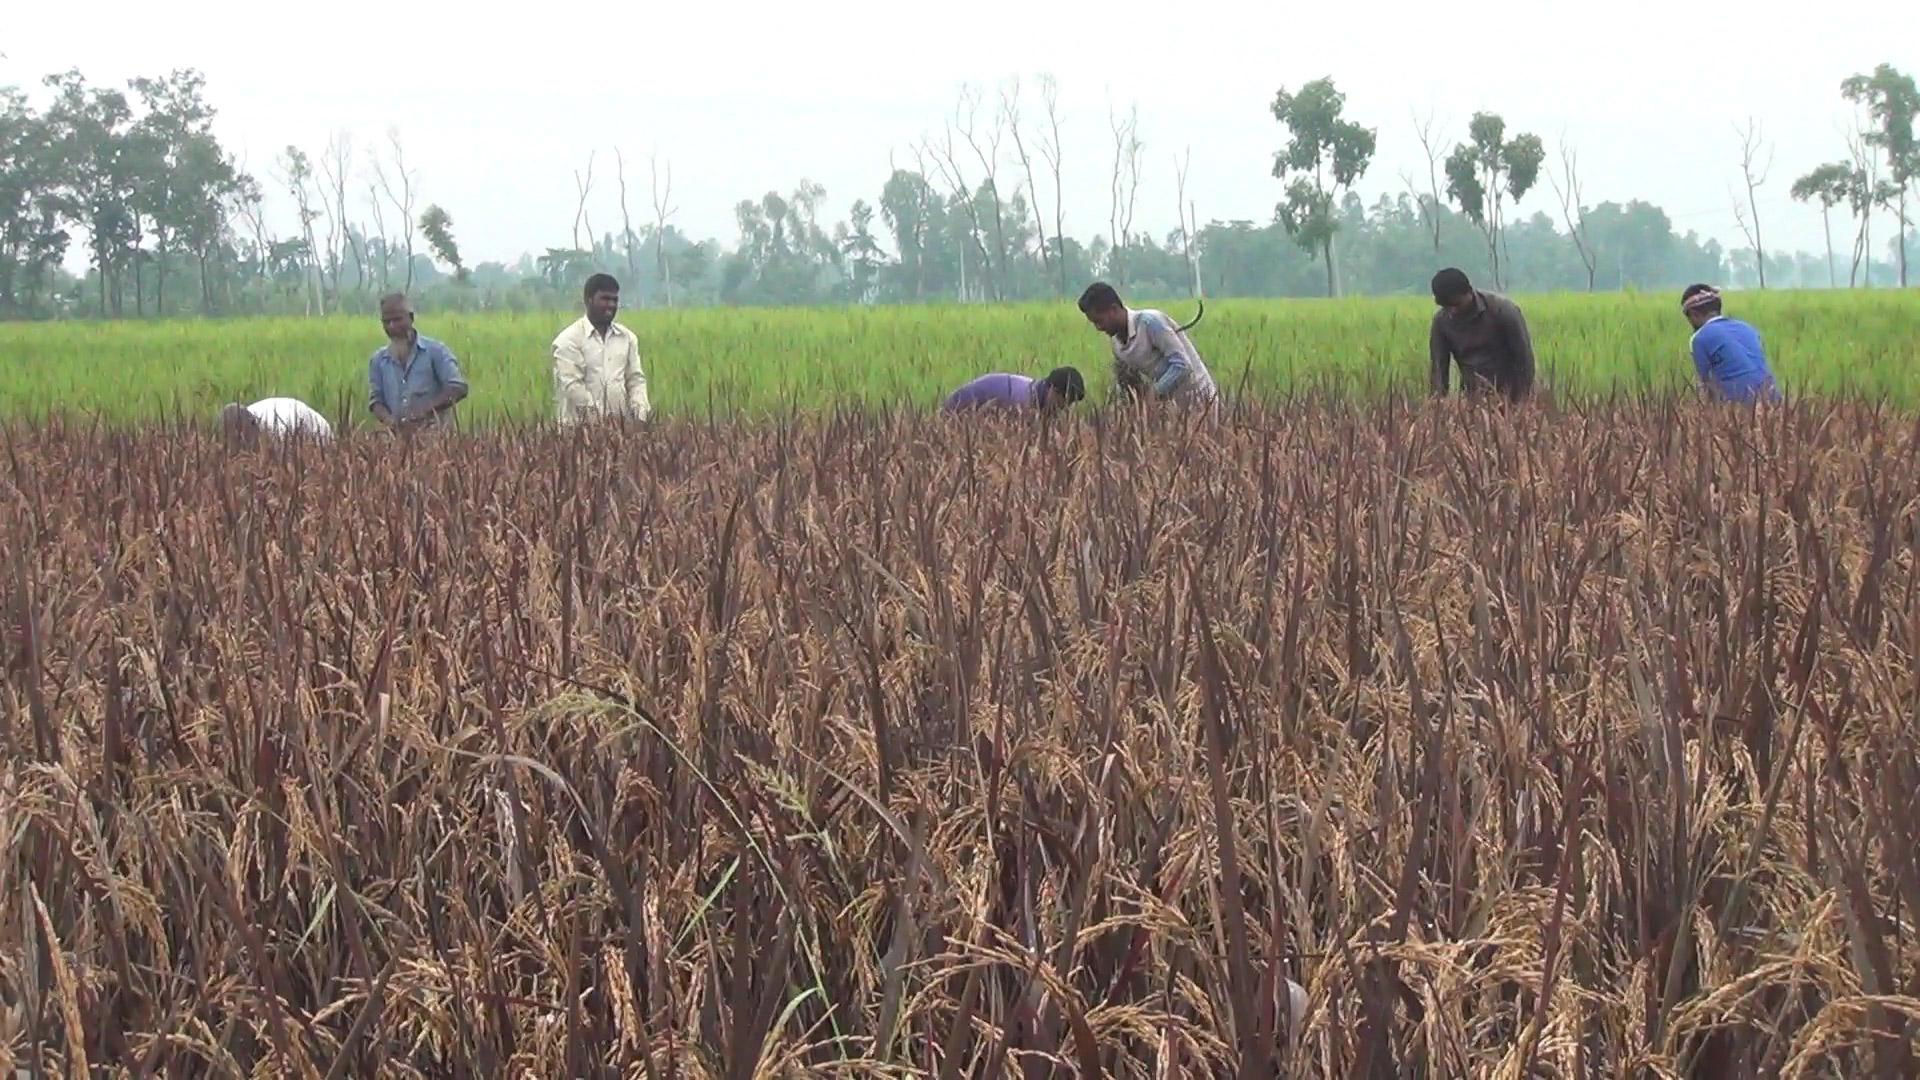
552,273,652,424
1428,268,1536,404
941,366,1086,414
367,292,469,432
1680,284,1781,403
1076,282,1217,406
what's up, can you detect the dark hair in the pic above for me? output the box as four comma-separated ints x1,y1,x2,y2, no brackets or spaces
1077,281,1123,314
1044,366,1086,404
583,273,620,301
1681,283,1722,315
1431,268,1472,304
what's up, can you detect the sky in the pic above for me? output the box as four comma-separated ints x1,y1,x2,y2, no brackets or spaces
5,0,1915,268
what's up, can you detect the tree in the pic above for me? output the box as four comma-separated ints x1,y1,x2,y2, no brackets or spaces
613,148,641,294
1002,76,1051,290
0,85,70,315
1444,112,1544,289
276,146,325,314
1400,110,1448,257
371,128,418,292
1546,138,1598,290
1841,64,1919,286
1037,74,1068,296
1792,163,1854,287
1731,118,1773,288
1270,77,1377,297
1107,102,1143,287
419,204,465,283
651,154,677,306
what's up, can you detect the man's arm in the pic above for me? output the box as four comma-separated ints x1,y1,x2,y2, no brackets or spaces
1689,328,1715,391
552,331,597,419
1499,301,1537,401
368,357,397,426
416,342,470,419
1141,313,1193,397
1429,319,1452,396
623,335,651,420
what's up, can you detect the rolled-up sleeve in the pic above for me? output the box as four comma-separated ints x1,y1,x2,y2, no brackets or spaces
433,342,470,400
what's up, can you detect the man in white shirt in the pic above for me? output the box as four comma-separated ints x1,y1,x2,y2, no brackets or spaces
220,398,334,442
553,273,651,425
1076,282,1217,405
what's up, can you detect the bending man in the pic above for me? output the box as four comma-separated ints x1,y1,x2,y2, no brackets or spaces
1077,282,1217,405
1681,284,1780,403
1429,268,1535,403
942,366,1086,414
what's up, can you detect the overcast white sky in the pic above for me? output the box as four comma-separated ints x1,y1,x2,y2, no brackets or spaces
6,1,1915,266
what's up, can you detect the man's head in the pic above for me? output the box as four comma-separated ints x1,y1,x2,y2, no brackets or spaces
1077,281,1128,336
583,273,620,329
378,292,415,344
219,403,260,446
1038,366,1086,412
1681,284,1723,330
1431,268,1475,315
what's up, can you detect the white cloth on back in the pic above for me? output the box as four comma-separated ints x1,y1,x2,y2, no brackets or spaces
246,397,334,439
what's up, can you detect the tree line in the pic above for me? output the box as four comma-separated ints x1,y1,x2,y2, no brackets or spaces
2,65,1915,320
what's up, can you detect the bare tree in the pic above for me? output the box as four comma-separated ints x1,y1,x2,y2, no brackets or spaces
371,128,418,292
1409,108,1446,255
571,150,596,257
275,146,326,316
1038,73,1069,296
922,121,996,301
1546,137,1598,291
1174,147,1199,297
1847,125,1880,287
614,148,641,294
1732,118,1773,288
957,83,1010,299
1002,76,1050,290
651,154,677,307
319,131,366,298
1107,101,1143,286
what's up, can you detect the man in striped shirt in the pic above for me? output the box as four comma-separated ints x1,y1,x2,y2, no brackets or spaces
1077,282,1217,405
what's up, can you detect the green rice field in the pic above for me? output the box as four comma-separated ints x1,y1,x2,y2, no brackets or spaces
1,289,1914,426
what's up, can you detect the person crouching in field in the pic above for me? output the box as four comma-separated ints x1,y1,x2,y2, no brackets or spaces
1076,282,1218,406
942,367,1086,414
368,292,469,432
220,398,334,444
1681,284,1781,404
1429,268,1536,404
553,273,652,425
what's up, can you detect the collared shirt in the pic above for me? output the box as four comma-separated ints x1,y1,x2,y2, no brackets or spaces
1430,290,1536,401
1111,308,1217,402
1690,315,1780,403
942,373,1042,412
246,397,333,440
368,333,468,425
552,315,651,424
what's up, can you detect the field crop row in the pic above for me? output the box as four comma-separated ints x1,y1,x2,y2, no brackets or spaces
1,289,1916,425
3,402,1916,1075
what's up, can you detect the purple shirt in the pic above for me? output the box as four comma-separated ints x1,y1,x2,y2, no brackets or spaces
942,373,1041,412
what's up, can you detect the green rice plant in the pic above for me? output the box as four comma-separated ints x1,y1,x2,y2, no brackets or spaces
0,289,1914,428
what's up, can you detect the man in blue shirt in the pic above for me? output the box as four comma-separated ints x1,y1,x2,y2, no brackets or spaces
942,366,1085,414
1681,284,1780,403
368,292,469,431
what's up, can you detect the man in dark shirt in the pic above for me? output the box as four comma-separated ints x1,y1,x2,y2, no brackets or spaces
1428,268,1536,403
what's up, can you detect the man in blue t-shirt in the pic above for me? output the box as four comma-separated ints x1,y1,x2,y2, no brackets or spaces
1681,284,1780,403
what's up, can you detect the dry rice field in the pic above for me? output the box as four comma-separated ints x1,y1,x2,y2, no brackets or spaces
3,398,1918,1077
